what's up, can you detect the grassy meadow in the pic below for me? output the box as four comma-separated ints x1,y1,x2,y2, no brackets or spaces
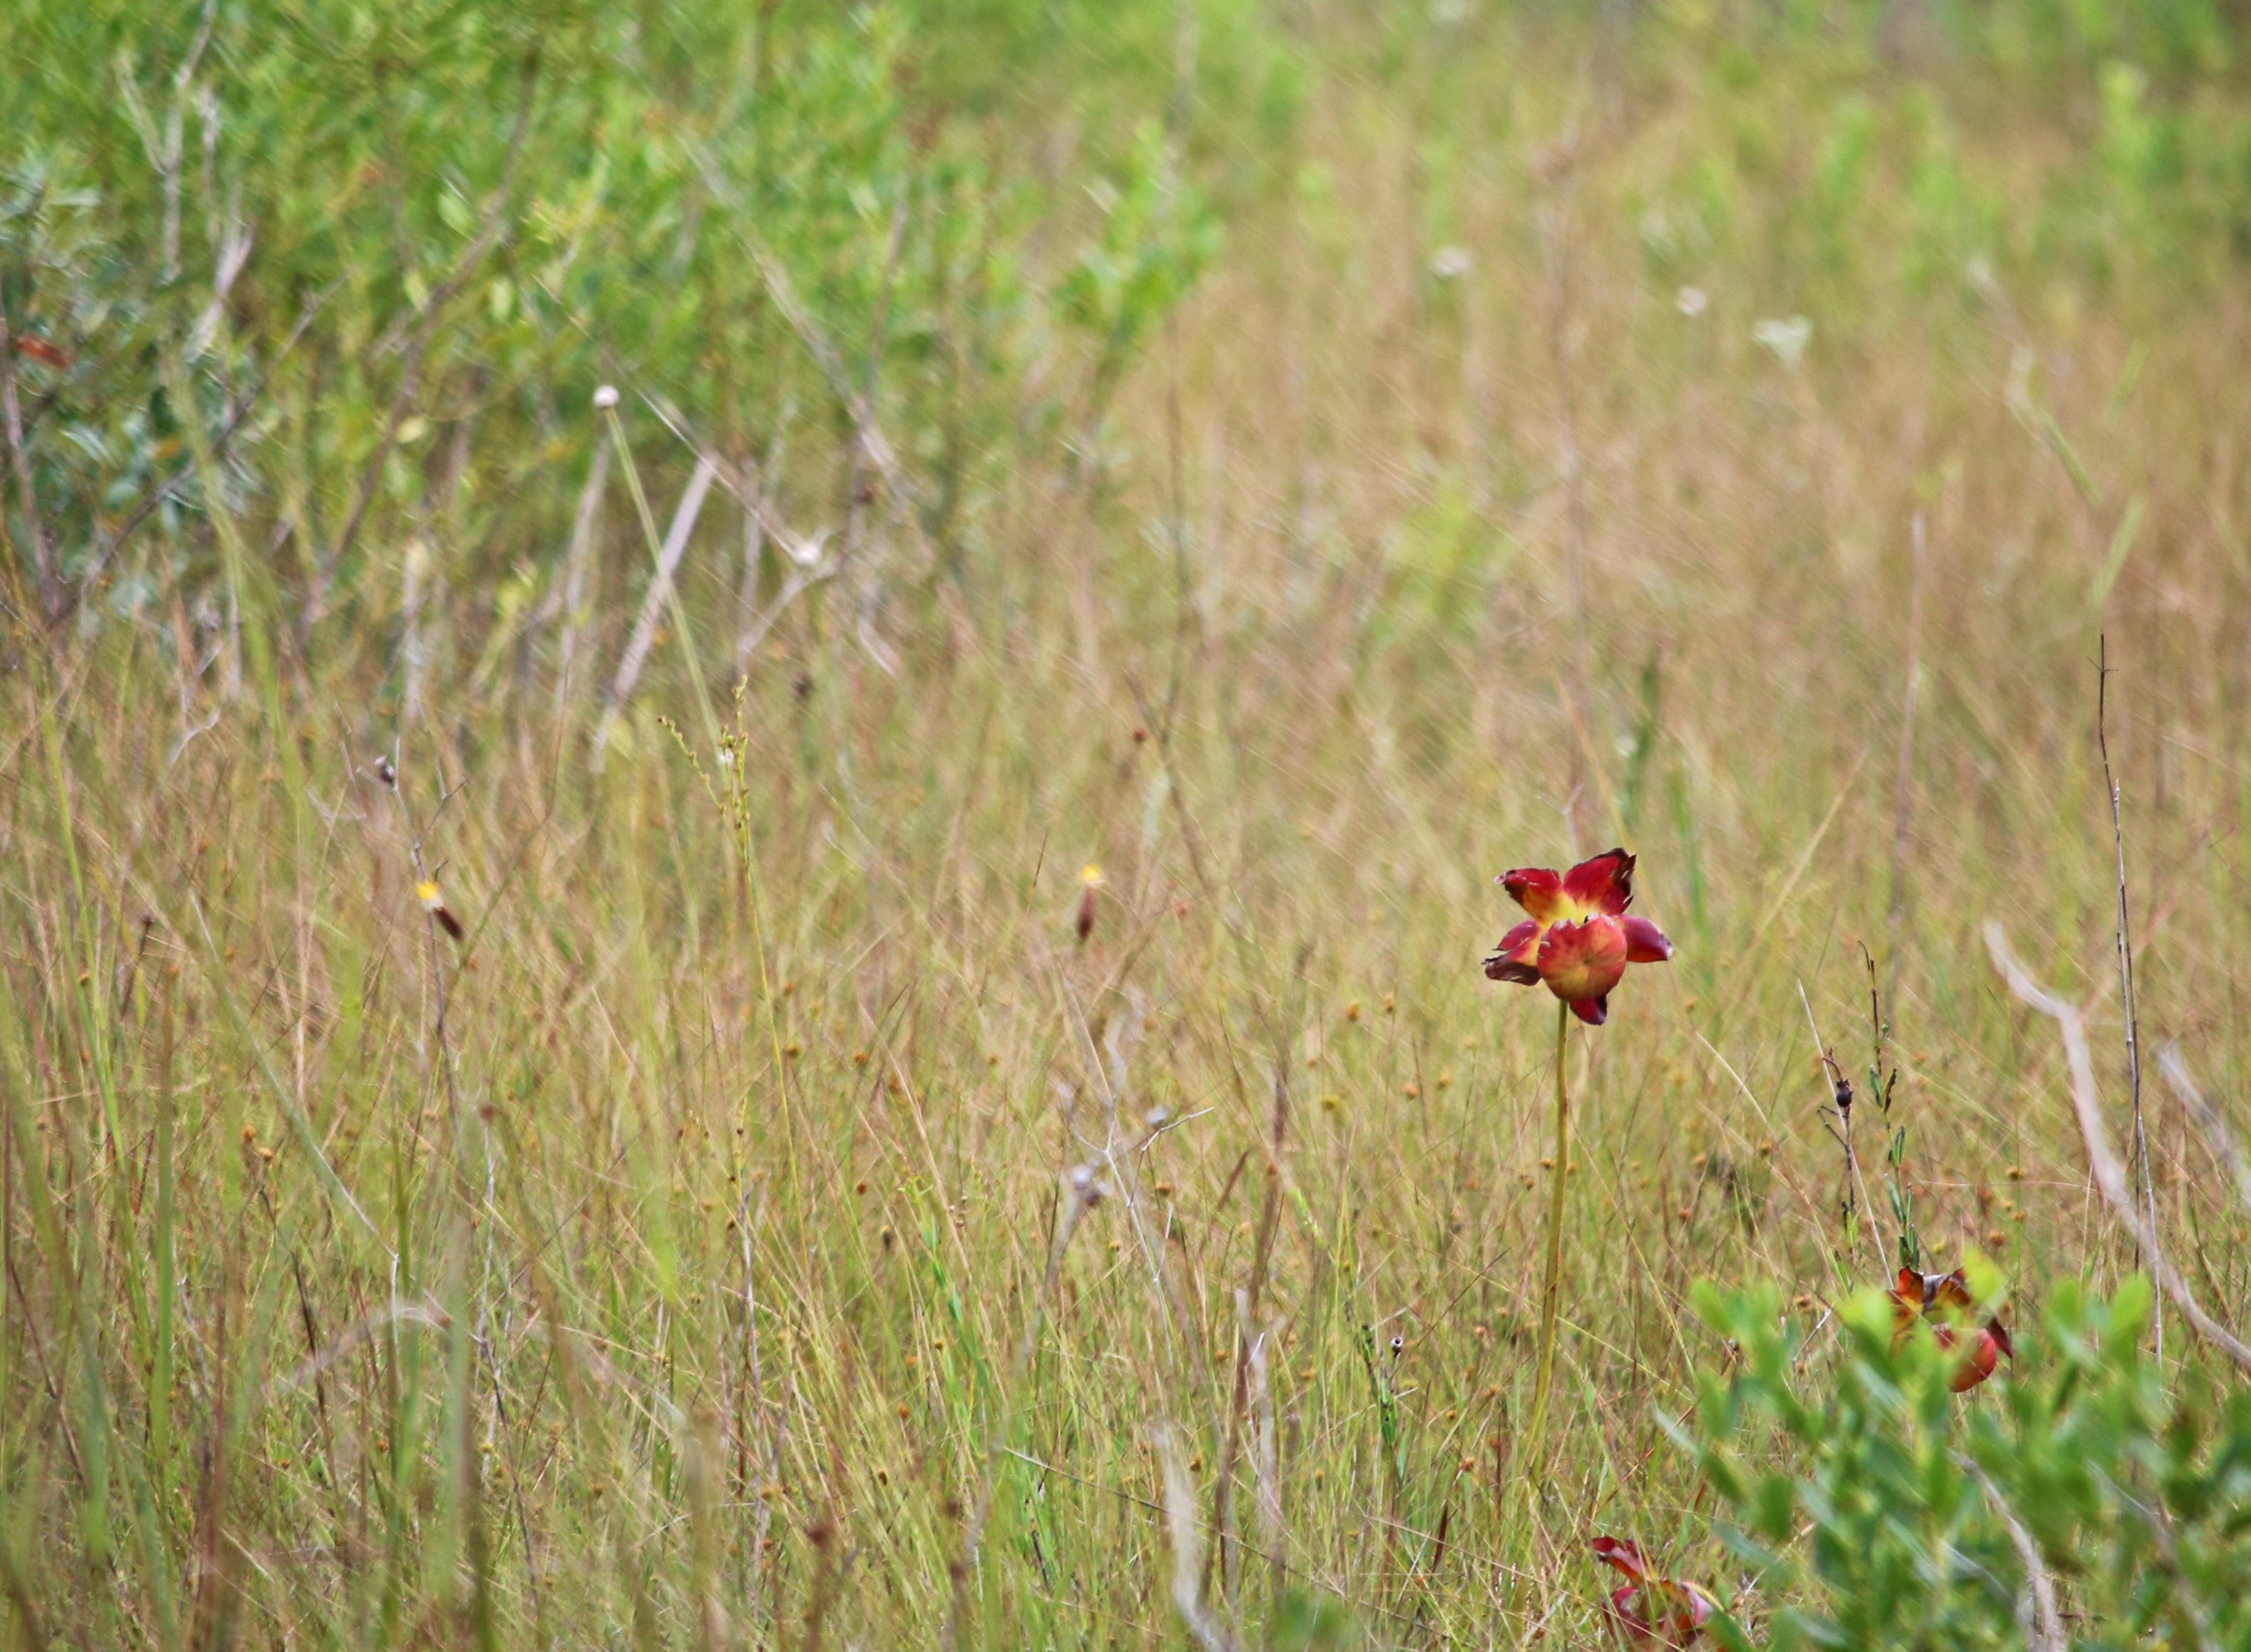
11,1,2251,1645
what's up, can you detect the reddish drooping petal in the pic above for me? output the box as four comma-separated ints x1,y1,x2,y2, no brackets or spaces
1499,866,1564,921
1563,848,1635,916
1593,1539,1713,1649
1927,1268,1975,1315
1623,916,1673,963
1538,915,1629,1004
1950,1322,2013,1392
1591,1537,1650,1583
1571,995,1610,1026
1951,1330,1996,1392
1484,919,1543,985
1607,1586,1650,1646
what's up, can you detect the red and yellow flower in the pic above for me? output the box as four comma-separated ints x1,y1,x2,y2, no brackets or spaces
1484,848,1673,1025
1888,1266,2014,1393
1591,1536,1715,1649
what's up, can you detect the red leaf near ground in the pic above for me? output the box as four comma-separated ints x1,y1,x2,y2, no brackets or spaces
1591,1536,1715,1648
10,335,71,369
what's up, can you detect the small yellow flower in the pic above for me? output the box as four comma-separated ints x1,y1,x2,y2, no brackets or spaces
1075,865,1103,944
416,879,464,940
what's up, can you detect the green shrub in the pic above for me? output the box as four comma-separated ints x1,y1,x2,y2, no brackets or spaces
1,0,1257,636
1685,1275,2251,1650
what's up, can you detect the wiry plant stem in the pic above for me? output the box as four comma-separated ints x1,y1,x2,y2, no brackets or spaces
1524,998,1572,1484
2098,636,2161,1362
1801,979,1887,1275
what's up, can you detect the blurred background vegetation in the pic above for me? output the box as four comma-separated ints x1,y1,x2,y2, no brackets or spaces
13,0,2251,669
15,0,2251,1646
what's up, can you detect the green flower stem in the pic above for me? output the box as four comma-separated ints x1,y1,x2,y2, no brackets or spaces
1523,998,1572,1487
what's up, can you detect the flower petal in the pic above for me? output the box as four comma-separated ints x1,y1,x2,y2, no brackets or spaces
1889,1269,1921,1338
1949,1327,2004,1393
1593,1541,1712,1651
1590,1537,1650,1582
1563,847,1635,917
1606,1586,1653,1646
1499,866,1563,921
1538,915,1629,1004
1928,1268,1975,1317
1484,919,1543,985
1648,1579,1717,1646
1569,994,1609,1026
1623,916,1673,964
1607,1586,1655,1646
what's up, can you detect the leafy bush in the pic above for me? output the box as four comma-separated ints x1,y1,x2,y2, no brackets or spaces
1685,1275,2251,1651
1,0,1247,641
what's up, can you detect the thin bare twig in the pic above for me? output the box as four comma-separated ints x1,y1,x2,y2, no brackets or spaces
596,452,718,748
1958,1454,2064,1652
747,243,917,509
2100,1470,2225,1652
1800,979,1887,1273
545,442,610,711
2097,635,2160,1362
839,190,912,575
679,135,927,539
111,0,218,286
1153,1422,1240,1652
631,388,829,567
2160,1045,2251,1213
1208,1069,1287,1603
735,563,834,671
1985,924,2251,1374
